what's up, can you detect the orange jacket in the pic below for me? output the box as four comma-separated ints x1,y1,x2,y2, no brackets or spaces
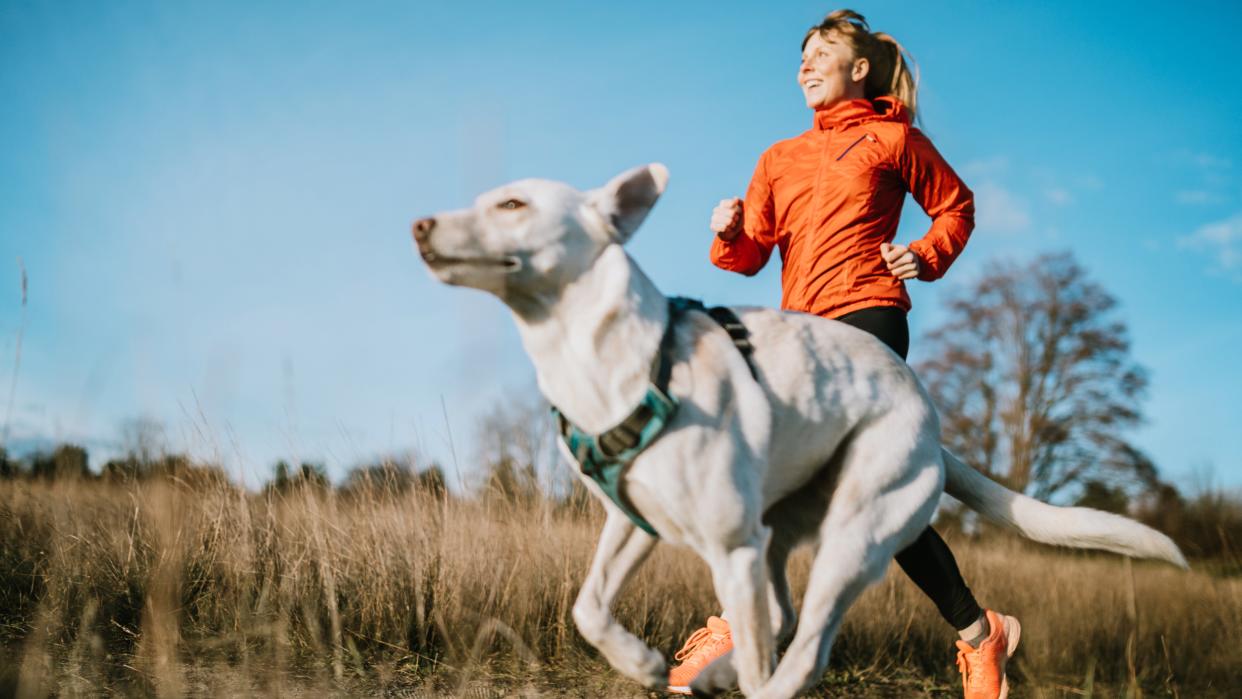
710,96,974,319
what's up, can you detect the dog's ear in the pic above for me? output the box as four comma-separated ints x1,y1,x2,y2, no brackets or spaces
584,163,669,244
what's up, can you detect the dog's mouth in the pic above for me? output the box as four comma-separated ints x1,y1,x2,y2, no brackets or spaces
422,251,522,273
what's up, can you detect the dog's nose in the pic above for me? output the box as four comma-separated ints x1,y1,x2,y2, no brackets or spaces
413,217,435,243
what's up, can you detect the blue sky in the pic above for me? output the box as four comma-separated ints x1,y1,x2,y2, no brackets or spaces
1,1,1239,491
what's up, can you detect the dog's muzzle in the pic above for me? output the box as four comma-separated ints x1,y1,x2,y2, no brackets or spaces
411,216,523,272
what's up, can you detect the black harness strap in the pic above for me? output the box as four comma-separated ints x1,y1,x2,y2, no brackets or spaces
669,298,759,380
706,306,758,379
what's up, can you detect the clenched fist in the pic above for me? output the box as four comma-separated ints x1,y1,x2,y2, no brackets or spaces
880,242,922,280
711,197,745,241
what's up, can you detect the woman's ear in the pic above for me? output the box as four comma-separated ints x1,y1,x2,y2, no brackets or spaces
852,57,870,84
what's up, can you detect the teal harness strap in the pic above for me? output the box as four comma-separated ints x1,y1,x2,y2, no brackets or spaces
552,297,757,538
552,386,676,537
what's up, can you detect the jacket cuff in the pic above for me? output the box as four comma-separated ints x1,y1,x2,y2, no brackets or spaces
710,234,759,275
908,240,945,281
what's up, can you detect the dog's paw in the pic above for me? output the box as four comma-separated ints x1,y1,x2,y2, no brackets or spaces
689,649,736,697
632,647,667,690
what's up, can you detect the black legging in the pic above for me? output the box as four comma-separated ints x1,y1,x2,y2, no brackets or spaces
835,306,983,630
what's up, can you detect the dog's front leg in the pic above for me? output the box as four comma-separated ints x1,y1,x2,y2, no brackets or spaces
697,538,794,698
700,529,775,697
572,512,663,688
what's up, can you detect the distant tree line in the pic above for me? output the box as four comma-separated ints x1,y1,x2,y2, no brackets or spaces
0,443,231,487
0,444,448,500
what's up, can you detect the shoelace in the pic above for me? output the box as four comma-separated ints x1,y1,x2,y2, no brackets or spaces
674,627,723,663
955,643,987,693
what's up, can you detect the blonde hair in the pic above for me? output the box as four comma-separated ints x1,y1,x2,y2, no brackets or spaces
802,9,920,122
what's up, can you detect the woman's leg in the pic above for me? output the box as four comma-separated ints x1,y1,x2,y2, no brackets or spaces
893,528,983,629
833,306,983,631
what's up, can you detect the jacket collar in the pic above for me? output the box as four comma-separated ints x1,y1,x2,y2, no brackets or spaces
813,96,909,131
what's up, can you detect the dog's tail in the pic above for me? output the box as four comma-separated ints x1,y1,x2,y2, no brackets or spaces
942,448,1188,569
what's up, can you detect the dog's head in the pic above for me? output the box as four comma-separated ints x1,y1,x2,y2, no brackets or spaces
412,163,669,305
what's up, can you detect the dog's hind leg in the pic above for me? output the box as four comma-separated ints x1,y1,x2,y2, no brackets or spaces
766,531,797,649
762,469,840,652
572,512,663,688
754,449,942,698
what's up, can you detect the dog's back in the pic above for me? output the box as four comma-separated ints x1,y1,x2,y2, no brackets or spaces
627,305,940,525
737,307,936,502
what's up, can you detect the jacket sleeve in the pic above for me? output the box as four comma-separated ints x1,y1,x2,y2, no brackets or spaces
710,149,778,276
898,127,975,281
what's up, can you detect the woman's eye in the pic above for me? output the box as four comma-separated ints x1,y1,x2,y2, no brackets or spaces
497,199,526,210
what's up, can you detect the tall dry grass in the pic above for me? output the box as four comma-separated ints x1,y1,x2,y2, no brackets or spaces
1,474,1239,697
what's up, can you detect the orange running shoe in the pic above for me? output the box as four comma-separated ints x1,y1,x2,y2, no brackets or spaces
667,616,733,695
955,609,1022,699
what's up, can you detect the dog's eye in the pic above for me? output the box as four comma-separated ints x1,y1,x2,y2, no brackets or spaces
497,199,527,211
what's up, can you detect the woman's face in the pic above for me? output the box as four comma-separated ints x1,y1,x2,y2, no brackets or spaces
798,31,867,110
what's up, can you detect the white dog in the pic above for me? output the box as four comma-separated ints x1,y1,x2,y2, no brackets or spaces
412,163,1186,698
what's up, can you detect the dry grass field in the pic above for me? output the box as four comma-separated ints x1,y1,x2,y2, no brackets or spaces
1,474,1239,698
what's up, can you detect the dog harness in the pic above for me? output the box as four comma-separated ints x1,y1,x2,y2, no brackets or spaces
552,297,757,537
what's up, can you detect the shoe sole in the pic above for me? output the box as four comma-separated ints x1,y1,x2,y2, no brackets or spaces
666,685,691,695
998,615,1022,699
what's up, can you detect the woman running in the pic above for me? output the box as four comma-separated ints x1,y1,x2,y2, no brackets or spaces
667,10,1019,699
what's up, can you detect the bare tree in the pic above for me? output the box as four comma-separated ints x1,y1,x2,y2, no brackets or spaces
120,417,167,468
265,459,329,494
474,390,601,512
474,391,554,503
31,444,90,480
915,252,1158,501
337,451,451,500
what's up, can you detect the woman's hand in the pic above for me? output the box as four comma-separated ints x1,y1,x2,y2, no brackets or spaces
880,242,922,280
711,197,745,241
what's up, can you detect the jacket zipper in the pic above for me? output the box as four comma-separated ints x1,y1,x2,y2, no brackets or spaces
799,130,835,302
835,132,877,161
